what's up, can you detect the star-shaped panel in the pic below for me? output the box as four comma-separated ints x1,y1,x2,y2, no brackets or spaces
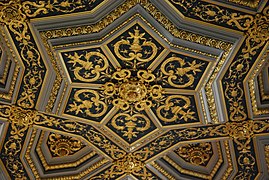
60,20,207,144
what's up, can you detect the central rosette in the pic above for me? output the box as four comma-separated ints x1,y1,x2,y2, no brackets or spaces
119,81,147,102
102,69,163,111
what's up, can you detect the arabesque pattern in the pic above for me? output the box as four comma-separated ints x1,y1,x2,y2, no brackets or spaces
62,24,204,143
0,0,268,179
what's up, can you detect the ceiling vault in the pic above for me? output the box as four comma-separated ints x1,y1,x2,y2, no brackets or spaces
0,0,268,179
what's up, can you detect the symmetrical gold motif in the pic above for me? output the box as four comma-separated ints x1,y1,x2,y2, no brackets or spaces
36,131,95,171
91,151,154,179
25,129,109,179
224,6,269,121
0,105,56,179
48,133,85,157
162,141,225,179
176,142,212,166
111,113,151,140
102,69,162,141
103,69,163,112
1,0,269,178
113,26,158,69
192,3,234,24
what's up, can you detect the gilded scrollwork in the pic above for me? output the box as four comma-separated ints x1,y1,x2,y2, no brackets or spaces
0,0,106,110
0,1,45,109
156,95,196,123
192,4,233,23
90,150,155,180
22,0,101,17
101,68,160,143
170,0,196,12
224,82,247,121
63,48,112,83
2,103,269,179
159,56,205,89
155,53,208,90
1,0,269,178
110,113,151,140
223,6,269,121
113,26,157,68
109,24,163,69
102,69,163,112
66,89,109,120
0,105,57,179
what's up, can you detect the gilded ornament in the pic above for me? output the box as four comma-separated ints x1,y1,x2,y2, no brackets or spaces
111,113,151,140
91,151,154,179
64,49,110,82
158,55,206,89
0,0,268,178
176,142,212,166
156,95,196,123
102,69,163,112
113,26,158,69
100,68,162,142
48,133,85,157
67,89,108,119
228,0,261,8
223,6,269,121
265,145,269,172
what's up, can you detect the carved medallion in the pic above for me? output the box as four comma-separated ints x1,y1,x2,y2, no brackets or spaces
47,133,85,157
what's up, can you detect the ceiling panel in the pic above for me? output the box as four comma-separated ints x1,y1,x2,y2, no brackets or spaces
0,0,269,179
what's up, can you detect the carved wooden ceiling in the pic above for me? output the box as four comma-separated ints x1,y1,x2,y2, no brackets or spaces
0,0,269,179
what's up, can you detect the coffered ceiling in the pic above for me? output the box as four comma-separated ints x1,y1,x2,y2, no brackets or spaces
0,0,269,179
